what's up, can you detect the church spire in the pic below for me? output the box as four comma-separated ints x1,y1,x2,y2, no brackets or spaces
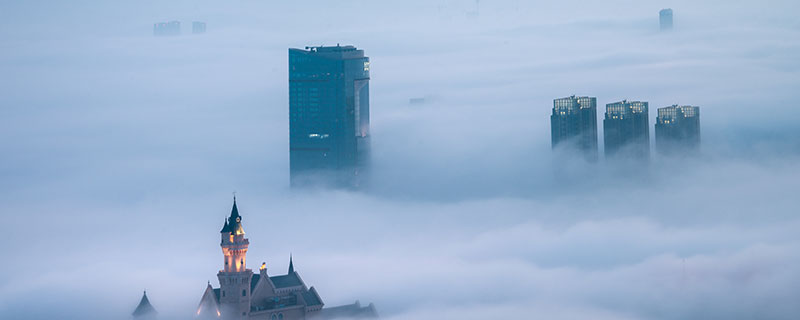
288,254,294,273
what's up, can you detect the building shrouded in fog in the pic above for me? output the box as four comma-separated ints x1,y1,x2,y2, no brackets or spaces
551,95,598,161
153,21,180,36
132,291,157,319
660,9,673,31
604,100,650,159
655,105,700,155
289,45,371,188
195,198,378,320
193,21,207,34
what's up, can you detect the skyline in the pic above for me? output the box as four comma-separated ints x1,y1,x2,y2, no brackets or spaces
1,1,800,319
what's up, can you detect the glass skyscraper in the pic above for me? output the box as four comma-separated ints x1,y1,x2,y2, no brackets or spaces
289,45,370,188
655,105,700,155
551,95,598,161
604,100,650,159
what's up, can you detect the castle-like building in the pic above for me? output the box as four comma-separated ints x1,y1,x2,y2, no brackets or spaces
194,198,378,320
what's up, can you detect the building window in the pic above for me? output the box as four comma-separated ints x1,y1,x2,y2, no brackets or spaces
271,315,277,320
242,289,246,296
222,291,225,297
278,313,284,320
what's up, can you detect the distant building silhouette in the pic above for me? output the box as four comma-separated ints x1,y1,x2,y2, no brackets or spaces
604,100,650,159
196,198,378,320
192,21,207,34
550,95,598,161
289,45,370,188
660,9,673,31
153,21,180,36
132,291,157,319
655,105,700,155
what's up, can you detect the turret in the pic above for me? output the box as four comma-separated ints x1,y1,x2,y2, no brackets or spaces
217,197,253,320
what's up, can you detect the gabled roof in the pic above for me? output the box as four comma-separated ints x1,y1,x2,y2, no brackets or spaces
270,272,303,288
197,283,221,318
251,274,261,292
132,291,157,317
301,286,323,306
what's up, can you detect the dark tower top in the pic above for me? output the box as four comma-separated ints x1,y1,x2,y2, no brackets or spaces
220,197,245,235
132,291,157,318
289,254,295,274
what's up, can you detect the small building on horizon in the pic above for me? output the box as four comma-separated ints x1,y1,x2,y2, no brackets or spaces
193,21,207,34
660,9,673,31
153,21,180,36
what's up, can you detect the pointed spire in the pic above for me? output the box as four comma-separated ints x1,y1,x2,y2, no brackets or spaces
132,290,157,317
227,196,245,236
288,254,295,274
220,217,230,233
230,195,240,220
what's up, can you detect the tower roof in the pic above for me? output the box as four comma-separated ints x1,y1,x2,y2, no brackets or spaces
225,196,245,235
230,196,241,220
289,254,295,274
220,218,230,233
132,291,157,317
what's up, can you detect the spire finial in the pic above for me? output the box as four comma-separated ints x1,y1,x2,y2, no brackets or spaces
288,253,295,273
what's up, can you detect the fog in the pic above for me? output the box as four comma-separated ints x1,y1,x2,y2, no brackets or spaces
1,0,799,319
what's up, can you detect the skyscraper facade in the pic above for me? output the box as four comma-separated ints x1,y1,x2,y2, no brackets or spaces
289,45,370,188
551,95,598,161
604,100,650,159
655,105,700,155
660,9,673,31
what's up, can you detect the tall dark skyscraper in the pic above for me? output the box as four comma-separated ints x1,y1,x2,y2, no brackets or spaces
660,8,673,31
289,45,370,188
655,105,700,155
551,95,598,161
604,100,650,159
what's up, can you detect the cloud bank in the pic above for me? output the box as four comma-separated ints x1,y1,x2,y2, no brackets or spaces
1,0,799,319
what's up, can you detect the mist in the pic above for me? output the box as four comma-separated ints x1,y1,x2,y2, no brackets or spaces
1,0,799,319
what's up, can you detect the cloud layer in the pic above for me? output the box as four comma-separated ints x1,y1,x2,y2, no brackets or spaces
1,0,799,319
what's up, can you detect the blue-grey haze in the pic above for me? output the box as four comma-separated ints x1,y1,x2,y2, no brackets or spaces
1,1,799,319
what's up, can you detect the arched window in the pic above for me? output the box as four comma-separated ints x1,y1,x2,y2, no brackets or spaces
278,313,284,320
271,314,277,320
242,289,246,296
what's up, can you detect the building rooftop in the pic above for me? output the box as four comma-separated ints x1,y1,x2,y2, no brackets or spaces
290,44,365,59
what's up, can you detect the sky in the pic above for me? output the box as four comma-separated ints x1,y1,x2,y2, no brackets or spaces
1,0,799,319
